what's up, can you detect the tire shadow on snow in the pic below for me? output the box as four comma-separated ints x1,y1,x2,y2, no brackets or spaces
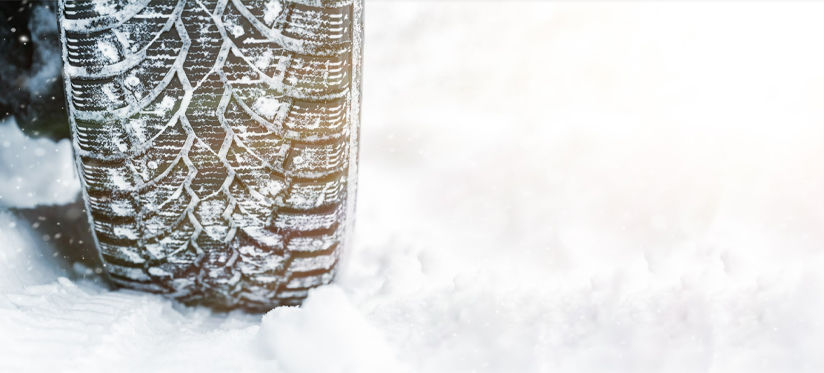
9,196,104,280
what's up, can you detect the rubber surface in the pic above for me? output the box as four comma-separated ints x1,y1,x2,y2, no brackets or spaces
58,0,362,311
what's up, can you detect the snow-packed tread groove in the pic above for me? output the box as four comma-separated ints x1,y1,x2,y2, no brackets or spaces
59,0,361,310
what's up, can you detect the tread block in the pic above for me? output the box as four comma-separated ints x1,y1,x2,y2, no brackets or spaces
180,1,222,84
81,160,139,193
283,97,347,135
288,253,336,272
284,137,348,178
273,203,343,232
187,141,229,197
285,270,334,289
283,173,346,210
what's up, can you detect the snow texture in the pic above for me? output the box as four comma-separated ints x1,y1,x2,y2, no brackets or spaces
0,119,79,208
3,2,824,372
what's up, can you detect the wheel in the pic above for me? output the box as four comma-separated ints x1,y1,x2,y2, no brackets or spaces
57,0,362,311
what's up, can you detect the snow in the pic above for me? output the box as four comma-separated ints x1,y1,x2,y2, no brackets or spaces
255,49,275,70
158,95,176,113
0,211,64,292
97,40,119,62
3,2,824,372
125,75,140,88
93,1,118,16
0,119,79,208
252,96,280,121
263,0,283,26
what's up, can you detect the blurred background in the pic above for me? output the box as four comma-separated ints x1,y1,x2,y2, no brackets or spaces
0,1,66,139
3,1,824,372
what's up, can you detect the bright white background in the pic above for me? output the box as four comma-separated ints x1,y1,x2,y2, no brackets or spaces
3,2,824,372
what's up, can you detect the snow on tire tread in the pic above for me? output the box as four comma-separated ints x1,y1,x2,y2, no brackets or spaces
58,0,362,311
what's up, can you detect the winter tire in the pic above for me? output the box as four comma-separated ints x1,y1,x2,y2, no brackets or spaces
57,0,362,311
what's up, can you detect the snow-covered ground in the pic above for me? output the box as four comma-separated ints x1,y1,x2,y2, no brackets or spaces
3,2,824,372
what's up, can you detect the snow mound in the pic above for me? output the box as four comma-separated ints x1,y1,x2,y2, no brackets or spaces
258,286,407,373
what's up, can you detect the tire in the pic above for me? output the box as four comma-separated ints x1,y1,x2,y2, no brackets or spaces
57,0,362,311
